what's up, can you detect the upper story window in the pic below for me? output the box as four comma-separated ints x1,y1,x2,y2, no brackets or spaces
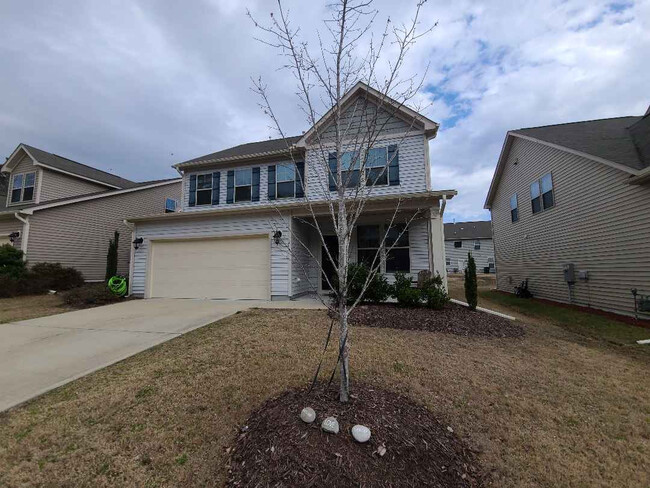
328,145,399,191
510,194,519,222
188,172,219,208
366,147,388,186
10,172,35,203
474,240,481,250
276,164,296,198
235,168,252,202
341,151,361,188
531,173,554,214
196,174,213,205
454,240,462,248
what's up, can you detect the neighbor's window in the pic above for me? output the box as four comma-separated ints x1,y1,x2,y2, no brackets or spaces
356,225,381,268
10,172,35,203
510,194,519,222
195,174,212,206
446,258,451,266
276,163,296,199
235,168,252,202
385,224,410,273
454,240,462,248
474,240,481,250
488,257,495,269
365,147,388,186
341,151,361,188
531,173,554,214
165,198,177,213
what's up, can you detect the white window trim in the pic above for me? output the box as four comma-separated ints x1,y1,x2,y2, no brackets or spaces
234,168,253,203
9,171,36,205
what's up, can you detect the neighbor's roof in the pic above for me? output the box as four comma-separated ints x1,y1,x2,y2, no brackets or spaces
444,221,492,240
175,136,303,169
511,116,646,172
19,144,137,189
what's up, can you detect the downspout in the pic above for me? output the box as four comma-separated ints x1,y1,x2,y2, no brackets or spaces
14,212,29,260
123,219,136,297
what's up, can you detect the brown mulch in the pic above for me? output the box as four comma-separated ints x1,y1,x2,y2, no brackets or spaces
349,303,525,338
227,383,485,488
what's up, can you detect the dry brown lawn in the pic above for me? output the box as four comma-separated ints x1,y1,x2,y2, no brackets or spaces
0,294,74,324
1,305,649,487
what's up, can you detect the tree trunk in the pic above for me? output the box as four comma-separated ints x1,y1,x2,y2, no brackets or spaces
338,296,350,402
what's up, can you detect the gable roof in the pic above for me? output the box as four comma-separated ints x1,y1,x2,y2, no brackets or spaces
2,144,136,189
444,221,492,240
484,112,649,209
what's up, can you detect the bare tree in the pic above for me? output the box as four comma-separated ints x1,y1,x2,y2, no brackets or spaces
248,0,436,402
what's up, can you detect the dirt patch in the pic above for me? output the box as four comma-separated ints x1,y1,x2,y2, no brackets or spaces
228,383,484,488
349,303,525,338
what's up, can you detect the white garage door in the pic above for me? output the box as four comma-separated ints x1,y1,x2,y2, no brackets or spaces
148,235,270,299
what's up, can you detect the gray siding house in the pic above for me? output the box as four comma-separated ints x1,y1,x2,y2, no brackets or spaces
485,109,650,317
127,82,457,300
0,144,180,280
444,221,495,274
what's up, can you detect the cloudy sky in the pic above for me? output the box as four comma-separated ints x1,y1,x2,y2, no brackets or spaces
0,0,647,222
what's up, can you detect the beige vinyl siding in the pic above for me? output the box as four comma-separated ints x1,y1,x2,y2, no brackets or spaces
445,238,495,273
0,218,22,249
6,155,39,207
25,182,181,281
490,137,650,315
131,212,291,298
39,168,108,202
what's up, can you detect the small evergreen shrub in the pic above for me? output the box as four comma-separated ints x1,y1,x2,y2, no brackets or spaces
421,274,449,310
105,231,119,281
0,244,26,278
62,283,124,308
30,263,85,291
464,252,478,311
344,263,390,305
392,271,423,307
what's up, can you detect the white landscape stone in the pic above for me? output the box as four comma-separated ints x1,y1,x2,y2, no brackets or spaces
351,425,371,443
321,417,339,434
300,407,316,424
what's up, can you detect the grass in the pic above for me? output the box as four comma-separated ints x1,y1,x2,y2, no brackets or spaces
1,307,649,487
0,294,73,324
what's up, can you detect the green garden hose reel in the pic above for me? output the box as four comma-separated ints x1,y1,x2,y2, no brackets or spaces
107,276,128,297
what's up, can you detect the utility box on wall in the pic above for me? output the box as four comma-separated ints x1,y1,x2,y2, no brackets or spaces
563,263,575,283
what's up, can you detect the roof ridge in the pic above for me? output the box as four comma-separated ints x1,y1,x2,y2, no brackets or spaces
514,115,641,132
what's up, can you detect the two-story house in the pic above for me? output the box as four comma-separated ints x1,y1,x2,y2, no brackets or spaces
485,108,650,317
444,221,495,274
126,83,456,300
0,144,180,280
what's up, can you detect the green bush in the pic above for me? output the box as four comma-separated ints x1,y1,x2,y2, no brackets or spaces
0,244,26,278
464,252,478,311
30,263,85,291
62,283,124,308
343,263,390,305
391,271,422,307
422,281,449,310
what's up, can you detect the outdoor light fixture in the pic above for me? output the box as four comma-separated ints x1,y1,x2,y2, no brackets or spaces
8,232,20,243
273,230,282,245
132,237,144,250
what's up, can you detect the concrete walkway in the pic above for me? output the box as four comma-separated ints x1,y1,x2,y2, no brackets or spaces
0,297,324,412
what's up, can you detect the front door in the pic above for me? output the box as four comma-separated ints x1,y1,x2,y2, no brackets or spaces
321,235,339,291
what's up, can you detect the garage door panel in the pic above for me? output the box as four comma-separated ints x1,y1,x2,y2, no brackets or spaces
148,236,270,299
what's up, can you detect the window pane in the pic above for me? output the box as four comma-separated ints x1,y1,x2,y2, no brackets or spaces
530,181,540,199
235,169,252,186
276,164,295,182
22,187,34,201
165,198,177,211
344,169,360,188
366,147,387,168
196,189,212,205
366,167,388,186
531,196,542,214
235,185,251,202
542,190,554,209
11,188,21,203
340,151,360,170
510,194,517,210
541,173,553,193
386,248,410,273
24,173,35,187
357,225,380,248
12,174,23,189
277,181,294,199
454,241,462,248
474,240,481,250
197,174,212,189
357,249,379,268
385,224,408,247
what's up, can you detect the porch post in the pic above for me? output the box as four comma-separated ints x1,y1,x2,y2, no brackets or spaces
429,207,448,290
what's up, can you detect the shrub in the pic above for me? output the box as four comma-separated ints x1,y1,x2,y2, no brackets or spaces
464,252,478,310
105,231,119,281
30,263,85,291
392,271,422,307
0,244,26,278
343,263,390,305
62,283,124,308
421,274,449,310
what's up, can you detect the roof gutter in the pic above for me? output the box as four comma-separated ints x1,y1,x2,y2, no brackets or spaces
628,166,650,185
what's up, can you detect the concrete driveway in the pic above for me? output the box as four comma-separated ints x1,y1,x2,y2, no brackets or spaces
0,297,323,412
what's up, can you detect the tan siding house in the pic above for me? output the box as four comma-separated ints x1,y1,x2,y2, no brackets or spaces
485,112,650,316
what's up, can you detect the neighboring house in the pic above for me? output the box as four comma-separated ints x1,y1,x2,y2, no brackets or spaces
0,144,181,280
444,221,495,274
485,108,650,316
126,82,457,300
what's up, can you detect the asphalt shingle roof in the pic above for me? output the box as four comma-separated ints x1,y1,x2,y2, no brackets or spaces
512,116,647,171
178,135,303,166
444,221,492,240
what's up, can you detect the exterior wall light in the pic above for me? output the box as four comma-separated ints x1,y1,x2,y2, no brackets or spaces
273,231,283,245
8,232,20,244
133,237,144,250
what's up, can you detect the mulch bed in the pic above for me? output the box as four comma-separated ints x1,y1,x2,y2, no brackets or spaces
227,384,485,487
349,303,525,338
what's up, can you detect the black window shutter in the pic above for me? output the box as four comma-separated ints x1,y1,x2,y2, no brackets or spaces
388,145,400,186
295,161,305,198
226,170,234,204
328,152,337,191
188,174,197,207
267,165,276,200
212,172,220,205
252,167,260,201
